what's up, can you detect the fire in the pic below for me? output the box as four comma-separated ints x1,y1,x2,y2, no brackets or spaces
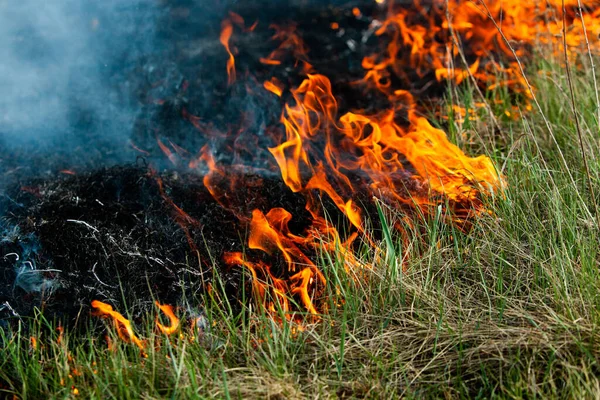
271,73,500,215
220,12,260,86
154,301,179,335
103,0,600,342
264,77,284,97
221,204,365,319
220,18,236,86
91,301,186,350
241,208,325,315
223,252,292,316
360,0,600,100
155,302,180,335
91,300,144,350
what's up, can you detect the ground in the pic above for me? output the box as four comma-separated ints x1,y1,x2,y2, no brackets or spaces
2,5,600,400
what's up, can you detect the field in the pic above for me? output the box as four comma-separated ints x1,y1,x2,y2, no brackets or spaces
2,7,600,400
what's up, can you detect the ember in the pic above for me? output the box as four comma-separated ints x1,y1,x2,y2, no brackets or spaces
2,0,599,341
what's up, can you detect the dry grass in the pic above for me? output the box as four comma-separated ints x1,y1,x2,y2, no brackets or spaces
2,13,600,400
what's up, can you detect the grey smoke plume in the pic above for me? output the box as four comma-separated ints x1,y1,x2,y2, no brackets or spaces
0,0,159,148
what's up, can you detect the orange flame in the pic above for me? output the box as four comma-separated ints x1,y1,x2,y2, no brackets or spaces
220,19,236,85
270,73,500,226
361,1,600,101
223,207,332,318
155,302,180,335
263,77,284,97
137,1,600,324
224,252,291,316
91,300,144,350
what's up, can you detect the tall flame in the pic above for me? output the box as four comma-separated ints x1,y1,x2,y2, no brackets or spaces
271,74,500,214
114,1,600,334
361,0,600,99
220,19,236,86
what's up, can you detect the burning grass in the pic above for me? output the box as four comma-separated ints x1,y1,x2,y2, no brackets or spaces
2,59,600,396
2,0,600,398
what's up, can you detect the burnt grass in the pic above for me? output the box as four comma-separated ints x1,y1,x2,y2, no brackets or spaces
0,162,385,330
0,0,481,331
0,1,386,329
3,1,600,398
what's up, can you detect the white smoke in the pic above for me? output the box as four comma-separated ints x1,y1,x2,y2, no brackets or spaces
0,0,159,144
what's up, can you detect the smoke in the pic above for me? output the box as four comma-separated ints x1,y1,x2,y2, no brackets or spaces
0,0,340,176
0,0,160,156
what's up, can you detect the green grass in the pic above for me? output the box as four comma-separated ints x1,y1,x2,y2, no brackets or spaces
2,52,600,399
